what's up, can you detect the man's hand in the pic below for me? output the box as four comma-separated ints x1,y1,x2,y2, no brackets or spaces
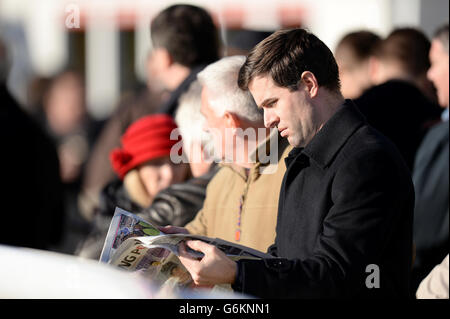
178,240,237,287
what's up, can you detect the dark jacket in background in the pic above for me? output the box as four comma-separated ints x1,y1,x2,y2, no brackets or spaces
411,120,449,293
0,84,64,250
233,101,414,298
76,165,219,259
355,80,442,171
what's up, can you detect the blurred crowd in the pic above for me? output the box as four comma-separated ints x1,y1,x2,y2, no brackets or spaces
0,3,448,299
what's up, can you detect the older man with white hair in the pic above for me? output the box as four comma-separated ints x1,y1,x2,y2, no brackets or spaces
162,56,291,253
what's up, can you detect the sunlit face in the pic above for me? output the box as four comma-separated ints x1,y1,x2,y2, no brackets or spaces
249,76,318,148
200,87,230,160
137,156,187,199
46,74,85,135
427,39,449,108
147,47,172,90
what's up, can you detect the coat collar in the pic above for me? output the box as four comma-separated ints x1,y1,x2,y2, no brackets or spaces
288,99,366,169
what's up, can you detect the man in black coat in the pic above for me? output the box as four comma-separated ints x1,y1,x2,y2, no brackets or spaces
173,29,414,299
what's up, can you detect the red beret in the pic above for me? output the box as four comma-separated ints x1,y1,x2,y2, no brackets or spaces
110,114,180,179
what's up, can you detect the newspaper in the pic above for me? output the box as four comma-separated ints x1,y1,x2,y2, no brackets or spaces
100,207,272,288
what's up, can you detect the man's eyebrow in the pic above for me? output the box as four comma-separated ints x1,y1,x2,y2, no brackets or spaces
259,97,278,108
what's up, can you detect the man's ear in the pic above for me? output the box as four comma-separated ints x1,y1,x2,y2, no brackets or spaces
300,71,319,98
153,47,173,69
368,56,379,85
223,111,241,132
162,48,174,68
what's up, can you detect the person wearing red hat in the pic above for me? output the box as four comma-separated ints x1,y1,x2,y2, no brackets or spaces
77,103,218,260
106,114,190,209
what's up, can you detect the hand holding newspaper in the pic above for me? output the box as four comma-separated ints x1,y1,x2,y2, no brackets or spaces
100,207,272,290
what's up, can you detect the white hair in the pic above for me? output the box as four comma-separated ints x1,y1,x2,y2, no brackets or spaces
175,80,212,152
197,55,263,123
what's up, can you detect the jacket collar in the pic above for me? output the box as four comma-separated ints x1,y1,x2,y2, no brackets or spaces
289,99,366,169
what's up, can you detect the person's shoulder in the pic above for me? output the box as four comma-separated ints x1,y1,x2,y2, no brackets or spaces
339,123,410,173
207,165,237,186
415,120,449,161
425,120,449,140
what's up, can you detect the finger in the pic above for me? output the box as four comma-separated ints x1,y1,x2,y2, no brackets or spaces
178,242,200,275
185,240,214,253
178,242,197,262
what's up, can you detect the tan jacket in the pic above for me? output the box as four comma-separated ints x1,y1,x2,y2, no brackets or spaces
185,134,292,252
416,254,449,299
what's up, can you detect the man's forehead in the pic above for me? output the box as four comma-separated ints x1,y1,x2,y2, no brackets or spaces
248,75,277,103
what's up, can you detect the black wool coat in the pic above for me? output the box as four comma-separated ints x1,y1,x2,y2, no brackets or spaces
233,100,414,298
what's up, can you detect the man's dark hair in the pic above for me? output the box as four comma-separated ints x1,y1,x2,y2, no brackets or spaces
336,31,381,63
373,27,431,77
150,4,220,68
238,28,341,92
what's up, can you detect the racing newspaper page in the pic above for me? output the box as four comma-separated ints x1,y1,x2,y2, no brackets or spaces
100,207,272,290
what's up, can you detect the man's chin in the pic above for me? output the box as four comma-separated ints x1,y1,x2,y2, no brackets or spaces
286,136,299,147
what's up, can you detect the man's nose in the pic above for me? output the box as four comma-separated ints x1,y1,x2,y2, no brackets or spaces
264,110,279,128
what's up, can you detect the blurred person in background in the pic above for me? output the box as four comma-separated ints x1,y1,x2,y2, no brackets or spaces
149,4,220,116
368,28,437,102
162,56,292,253
79,4,220,221
354,27,442,170
100,114,190,218
335,30,381,99
78,53,166,221
37,70,94,184
412,24,449,297
30,70,98,254
0,35,64,251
